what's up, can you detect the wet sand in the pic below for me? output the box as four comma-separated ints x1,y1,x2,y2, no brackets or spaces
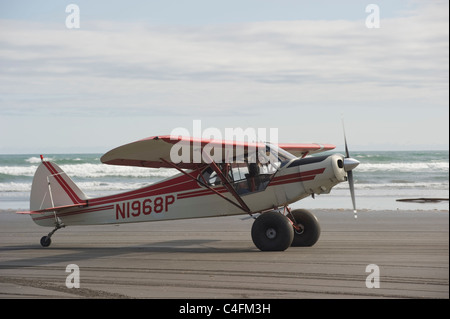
0,209,448,299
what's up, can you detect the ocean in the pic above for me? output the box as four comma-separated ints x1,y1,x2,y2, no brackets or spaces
0,151,448,212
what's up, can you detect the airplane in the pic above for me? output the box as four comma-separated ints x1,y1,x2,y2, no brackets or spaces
18,134,360,251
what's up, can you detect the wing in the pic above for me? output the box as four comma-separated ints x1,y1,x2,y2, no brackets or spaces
278,143,335,158
101,135,267,169
100,135,335,169
101,136,183,168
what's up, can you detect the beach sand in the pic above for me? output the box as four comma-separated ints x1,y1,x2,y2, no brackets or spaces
0,209,448,299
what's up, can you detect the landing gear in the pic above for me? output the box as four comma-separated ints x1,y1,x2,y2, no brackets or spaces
40,217,65,248
251,209,321,251
251,211,294,251
287,209,321,247
40,236,51,247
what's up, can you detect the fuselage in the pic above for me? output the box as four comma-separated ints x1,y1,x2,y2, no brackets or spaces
31,153,349,227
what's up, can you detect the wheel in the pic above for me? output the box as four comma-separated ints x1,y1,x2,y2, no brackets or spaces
288,209,321,247
40,236,51,247
251,211,294,251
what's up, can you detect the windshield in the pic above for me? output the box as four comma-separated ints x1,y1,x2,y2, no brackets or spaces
264,143,296,168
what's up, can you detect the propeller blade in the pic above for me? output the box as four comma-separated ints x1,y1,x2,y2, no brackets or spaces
342,117,357,218
342,118,350,158
348,170,357,218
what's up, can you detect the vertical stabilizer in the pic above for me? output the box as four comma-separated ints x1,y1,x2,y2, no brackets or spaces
30,161,88,211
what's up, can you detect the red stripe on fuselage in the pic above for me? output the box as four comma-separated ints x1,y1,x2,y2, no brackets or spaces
177,187,228,199
268,168,324,187
271,168,325,184
89,168,325,205
89,172,199,206
36,167,325,220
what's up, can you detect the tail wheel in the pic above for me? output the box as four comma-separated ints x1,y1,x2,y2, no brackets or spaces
40,236,51,247
251,211,294,251
288,209,321,247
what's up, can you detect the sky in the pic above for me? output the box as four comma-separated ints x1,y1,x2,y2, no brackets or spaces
0,0,448,153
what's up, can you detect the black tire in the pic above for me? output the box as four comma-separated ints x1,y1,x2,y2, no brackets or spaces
251,212,294,251
288,209,321,247
40,236,51,247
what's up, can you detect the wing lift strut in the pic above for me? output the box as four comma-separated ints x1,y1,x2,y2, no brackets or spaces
159,157,253,217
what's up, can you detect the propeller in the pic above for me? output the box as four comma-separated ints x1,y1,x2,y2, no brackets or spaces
342,119,359,219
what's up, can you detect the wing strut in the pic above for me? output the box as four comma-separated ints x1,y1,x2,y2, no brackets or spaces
204,157,252,215
159,158,252,215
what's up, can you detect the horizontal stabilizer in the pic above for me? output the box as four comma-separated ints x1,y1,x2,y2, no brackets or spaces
17,202,88,215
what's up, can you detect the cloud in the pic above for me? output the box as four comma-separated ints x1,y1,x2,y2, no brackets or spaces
1,3,447,117
0,1,448,151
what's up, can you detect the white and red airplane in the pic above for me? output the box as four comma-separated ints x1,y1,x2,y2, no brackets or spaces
18,134,359,251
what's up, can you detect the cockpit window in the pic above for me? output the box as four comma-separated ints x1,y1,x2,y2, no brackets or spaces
198,143,294,196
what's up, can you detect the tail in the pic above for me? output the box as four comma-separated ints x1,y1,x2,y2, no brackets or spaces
29,159,88,212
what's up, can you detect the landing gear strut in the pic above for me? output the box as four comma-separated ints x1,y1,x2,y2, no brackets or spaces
40,217,65,247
